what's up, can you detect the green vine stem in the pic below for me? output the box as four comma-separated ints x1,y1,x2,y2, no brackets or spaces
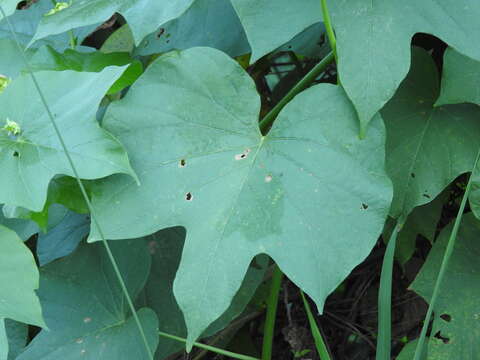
259,51,335,133
158,332,260,360
414,148,480,360
261,265,284,360
320,0,338,64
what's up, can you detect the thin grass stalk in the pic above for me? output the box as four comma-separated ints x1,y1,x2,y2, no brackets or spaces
375,219,403,360
300,290,333,360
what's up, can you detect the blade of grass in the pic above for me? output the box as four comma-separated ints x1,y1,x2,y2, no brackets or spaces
413,147,480,360
375,218,404,360
158,331,260,360
261,264,284,360
300,290,333,360
0,6,155,359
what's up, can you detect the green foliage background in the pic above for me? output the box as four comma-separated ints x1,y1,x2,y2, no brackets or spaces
1,0,480,359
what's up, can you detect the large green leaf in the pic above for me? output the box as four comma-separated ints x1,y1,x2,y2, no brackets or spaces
31,0,195,47
0,225,44,327
0,66,136,211
137,227,268,359
436,47,480,107
230,0,321,62
382,47,480,219
89,47,392,345
411,213,480,359
329,0,480,134
18,240,158,360
136,0,249,58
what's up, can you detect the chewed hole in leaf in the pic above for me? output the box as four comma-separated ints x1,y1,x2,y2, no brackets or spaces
13,151,19,157
423,193,431,199
411,173,415,178
440,313,452,322
362,203,368,210
185,192,193,201
434,330,450,344
179,159,186,168
156,28,165,39
235,148,251,160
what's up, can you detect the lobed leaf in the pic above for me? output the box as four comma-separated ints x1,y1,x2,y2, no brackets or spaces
18,240,159,360
330,0,480,134
382,47,480,219
0,66,136,211
89,47,392,346
137,227,268,359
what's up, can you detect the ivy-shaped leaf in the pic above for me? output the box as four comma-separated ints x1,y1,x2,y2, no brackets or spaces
436,48,480,107
137,227,268,359
89,47,392,345
136,0,250,58
18,240,159,360
31,0,195,47
382,47,480,219
411,213,480,359
230,0,321,62
329,0,480,134
0,225,44,327
0,66,136,211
